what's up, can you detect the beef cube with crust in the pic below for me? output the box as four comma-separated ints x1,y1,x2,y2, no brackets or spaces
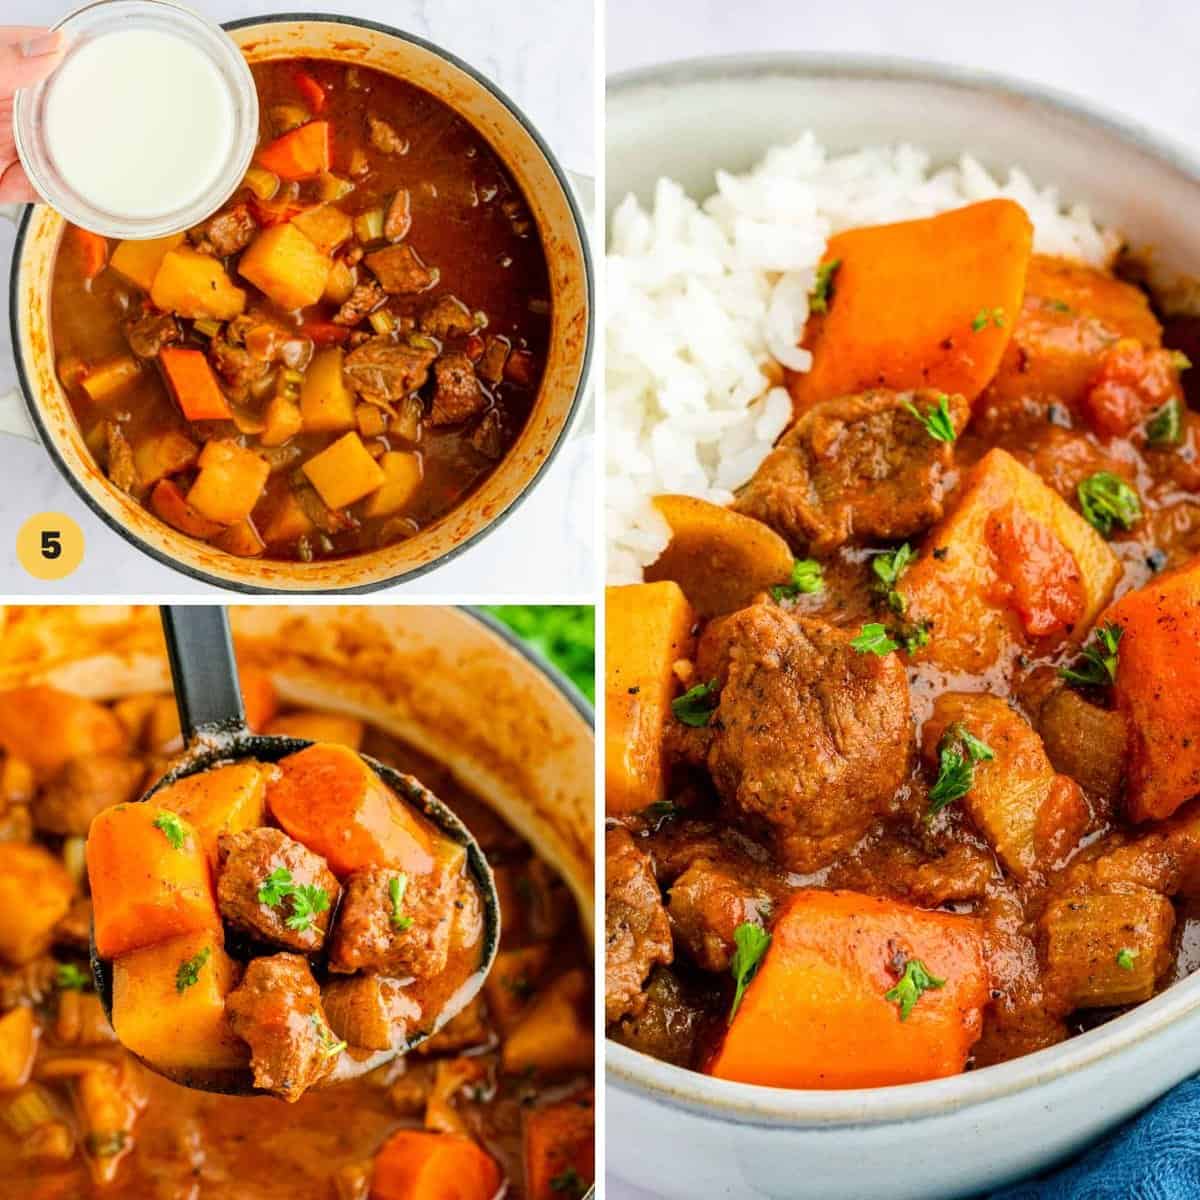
469,409,505,460
367,114,407,156
605,826,672,1024
366,244,437,294
344,337,437,405
123,311,180,360
700,604,912,872
226,953,341,1102
195,203,258,258
333,280,387,327
734,389,968,553
208,332,271,400
216,828,339,952
420,296,476,340
327,864,457,979
32,753,144,836
429,353,485,426
667,859,779,972
322,974,421,1051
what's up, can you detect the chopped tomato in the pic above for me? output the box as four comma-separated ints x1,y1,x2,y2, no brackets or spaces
1081,338,1183,438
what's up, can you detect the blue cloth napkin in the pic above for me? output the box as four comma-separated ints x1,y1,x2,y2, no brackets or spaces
988,1076,1200,1199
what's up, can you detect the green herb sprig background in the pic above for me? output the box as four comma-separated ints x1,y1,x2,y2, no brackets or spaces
483,606,595,703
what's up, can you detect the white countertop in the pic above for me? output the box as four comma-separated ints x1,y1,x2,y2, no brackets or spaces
0,0,594,597
607,0,1199,1197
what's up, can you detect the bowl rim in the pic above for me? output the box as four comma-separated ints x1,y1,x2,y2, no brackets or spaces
9,10,594,595
606,49,1200,1127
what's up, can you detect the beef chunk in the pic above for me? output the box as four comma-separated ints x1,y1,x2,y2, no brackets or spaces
322,974,421,1051
420,296,475,340
469,409,504,460
367,114,407,155
605,826,672,1024
477,336,511,385
123,311,180,359
429,353,485,426
105,422,137,495
609,966,712,1068
217,828,339,952
32,754,144,836
384,188,411,242
332,280,387,327
701,604,911,871
327,864,457,979
734,389,968,553
667,859,778,972
208,333,270,399
366,244,437,294
196,203,257,258
226,954,340,1102
344,337,437,404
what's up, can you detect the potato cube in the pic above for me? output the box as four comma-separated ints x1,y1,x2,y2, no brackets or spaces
260,394,303,447
291,205,353,255
1040,889,1174,1009
80,356,140,404
150,247,246,320
133,428,199,488
362,451,422,518
0,843,74,964
302,432,385,510
109,233,185,291
112,930,248,1070
238,223,331,310
260,488,315,545
300,347,356,433
155,760,271,867
187,440,270,525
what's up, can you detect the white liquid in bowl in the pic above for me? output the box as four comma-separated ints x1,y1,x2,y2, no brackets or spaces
43,28,235,219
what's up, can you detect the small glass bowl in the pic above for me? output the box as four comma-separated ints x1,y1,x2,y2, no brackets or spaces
13,0,258,238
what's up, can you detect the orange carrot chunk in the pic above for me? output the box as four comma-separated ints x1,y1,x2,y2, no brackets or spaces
790,199,1033,412
1105,559,1200,820
707,890,987,1089
369,1130,502,1200
87,803,221,959
72,227,109,279
256,121,331,180
266,742,434,878
524,1089,594,1200
160,347,232,422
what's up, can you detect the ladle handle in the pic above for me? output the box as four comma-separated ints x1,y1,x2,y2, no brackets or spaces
160,606,247,744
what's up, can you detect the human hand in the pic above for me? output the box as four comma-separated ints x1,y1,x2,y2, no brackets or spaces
0,28,65,203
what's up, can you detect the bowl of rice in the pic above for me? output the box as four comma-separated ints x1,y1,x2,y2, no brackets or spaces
605,53,1200,1200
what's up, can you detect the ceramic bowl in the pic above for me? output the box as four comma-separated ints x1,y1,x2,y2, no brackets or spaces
606,53,1200,1200
6,15,592,592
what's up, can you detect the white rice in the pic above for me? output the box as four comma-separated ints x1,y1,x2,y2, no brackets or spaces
605,134,1122,583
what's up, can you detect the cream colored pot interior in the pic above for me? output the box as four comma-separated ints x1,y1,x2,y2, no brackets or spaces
0,605,593,935
12,18,589,592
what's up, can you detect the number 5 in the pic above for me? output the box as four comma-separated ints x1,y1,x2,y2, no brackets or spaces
41,531,62,560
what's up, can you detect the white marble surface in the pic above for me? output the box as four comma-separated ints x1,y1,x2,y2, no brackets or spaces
0,0,594,597
607,1,1200,1197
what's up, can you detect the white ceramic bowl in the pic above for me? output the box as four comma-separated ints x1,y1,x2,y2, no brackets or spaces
606,54,1200,1200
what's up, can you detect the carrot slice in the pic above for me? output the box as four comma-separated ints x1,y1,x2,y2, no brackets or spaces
370,1130,502,1200
72,227,109,280
707,890,987,1089
256,121,331,180
87,803,221,959
160,347,232,421
266,742,435,878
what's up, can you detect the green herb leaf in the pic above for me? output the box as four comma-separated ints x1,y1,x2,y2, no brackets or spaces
1146,397,1184,447
642,799,680,826
550,1168,586,1198
389,873,414,932
899,620,932,654
809,258,841,314
175,947,212,994
872,543,917,614
672,680,718,727
1116,947,1138,971
1047,298,1072,314
481,606,594,702
927,723,994,816
310,1011,346,1057
729,922,771,1023
884,957,945,1021
851,623,898,655
771,558,824,602
257,867,294,908
1077,472,1142,537
56,963,90,992
284,884,330,933
971,306,1007,331
1059,622,1123,688
85,1130,129,1158
153,812,188,850
902,394,957,443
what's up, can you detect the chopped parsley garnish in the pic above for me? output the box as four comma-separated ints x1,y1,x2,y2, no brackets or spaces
153,812,187,850
1146,397,1184,447
851,623,898,656
1116,947,1138,971
903,393,957,443
550,1168,586,1197
643,799,680,825
1077,471,1141,537
898,620,932,654
85,1130,129,1158
175,947,212,994
672,680,718,727
257,868,329,934
809,258,841,314
1046,298,1072,314
389,874,414,932
872,543,917,614
884,957,945,1021
729,922,771,1023
971,306,1007,331
927,723,995,816
771,558,824,602
1172,350,1192,372
1059,622,1123,688
56,963,90,991
310,1012,346,1057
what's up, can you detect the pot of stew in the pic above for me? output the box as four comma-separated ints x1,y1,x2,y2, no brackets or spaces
6,15,592,592
0,603,594,1196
